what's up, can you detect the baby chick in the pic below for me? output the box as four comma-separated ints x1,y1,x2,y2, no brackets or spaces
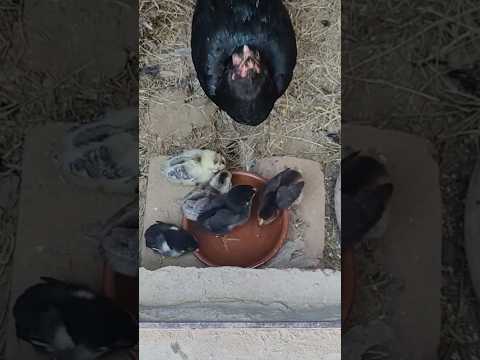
341,151,394,249
144,221,198,257
182,170,233,221
258,168,305,226
447,63,480,96
13,277,137,360
208,169,233,194
61,108,138,194
97,197,139,277
197,184,257,235
164,149,226,186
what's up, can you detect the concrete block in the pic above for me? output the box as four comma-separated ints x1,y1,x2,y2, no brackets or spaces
342,125,441,360
141,156,204,269
139,267,340,322
142,155,326,269
140,327,340,360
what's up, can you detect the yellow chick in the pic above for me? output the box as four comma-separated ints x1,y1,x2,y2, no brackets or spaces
164,149,226,186
61,108,137,194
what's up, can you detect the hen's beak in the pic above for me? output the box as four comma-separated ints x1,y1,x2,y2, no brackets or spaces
242,45,255,59
232,45,261,80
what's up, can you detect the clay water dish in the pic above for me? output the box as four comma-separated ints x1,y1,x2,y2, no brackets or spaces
341,247,355,326
103,262,138,359
103,264,138,320
182,170,289,268
335,171,355,326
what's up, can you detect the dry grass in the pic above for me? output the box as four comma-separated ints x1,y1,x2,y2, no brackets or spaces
139,0,341,269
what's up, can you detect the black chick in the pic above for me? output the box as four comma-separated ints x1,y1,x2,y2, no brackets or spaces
447,63,480,96
341,151,394,249
258,168,305,226
191,0,297,126
144,221,198,257
13,277,137,360
197,184,257,235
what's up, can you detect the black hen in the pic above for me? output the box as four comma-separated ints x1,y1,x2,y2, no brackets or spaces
13,277,137,360
341,151,394,249
191,0,297,126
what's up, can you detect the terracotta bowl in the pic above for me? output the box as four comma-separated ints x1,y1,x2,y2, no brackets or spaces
182,170,289,268
341,247,355,326
103,263,138,360
103,264,138,319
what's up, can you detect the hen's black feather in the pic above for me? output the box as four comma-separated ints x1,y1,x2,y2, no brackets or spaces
191,0,297,125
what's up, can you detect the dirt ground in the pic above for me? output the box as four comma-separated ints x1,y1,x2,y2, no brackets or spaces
139,0,342,269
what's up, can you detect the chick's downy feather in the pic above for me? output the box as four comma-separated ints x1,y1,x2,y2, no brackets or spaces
341,184,393,248
340,151,394,248
258,168,304,224
144,222,198,257
182,171,232,221
197,184,257,235
164,149,226,185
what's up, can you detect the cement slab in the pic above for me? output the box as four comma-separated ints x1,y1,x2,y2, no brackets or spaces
140,327,340,360
6,124,132,359
141,155,326,269
141,156,203,269
139,267,340,322
342,125,441,360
